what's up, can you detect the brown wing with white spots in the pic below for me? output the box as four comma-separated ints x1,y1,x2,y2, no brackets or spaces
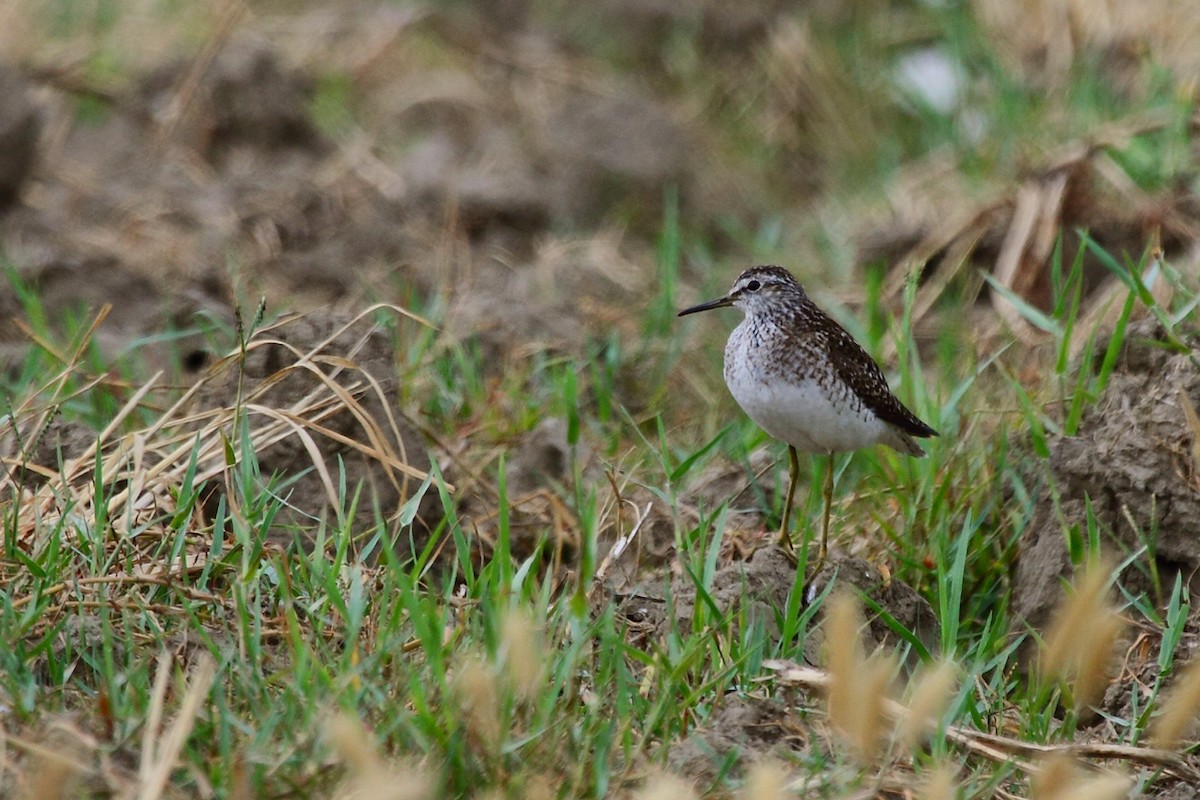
818,320,938,440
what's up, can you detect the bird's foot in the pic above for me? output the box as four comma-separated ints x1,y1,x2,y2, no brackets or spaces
809,543,827,578
775,528,794,551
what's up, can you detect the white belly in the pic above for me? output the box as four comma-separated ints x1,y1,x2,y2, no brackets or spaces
728,373,888,454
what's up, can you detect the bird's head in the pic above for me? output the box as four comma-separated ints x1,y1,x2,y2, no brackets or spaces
677,265,807,318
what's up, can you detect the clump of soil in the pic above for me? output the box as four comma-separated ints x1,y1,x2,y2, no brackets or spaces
617,547,936,663
456,416,585,564
0,64,39,207
805,556,940,667
0,36,372,372
668,693,802,788
661,545,800,637
1013,318,1200,632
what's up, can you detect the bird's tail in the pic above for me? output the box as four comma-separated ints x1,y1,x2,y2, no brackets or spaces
884,425,928,457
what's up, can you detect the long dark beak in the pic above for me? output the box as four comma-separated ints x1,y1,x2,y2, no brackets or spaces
677,295,734,317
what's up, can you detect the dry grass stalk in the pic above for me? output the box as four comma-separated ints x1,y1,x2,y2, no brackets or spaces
20,748,80,800
327,713,380,775
1038,558,1125,711
135,653,216,800
521,774,558,800
825,591,864,743
454,654,502,751
1031,752,1076,799
0,722,103,800
766,659,1200,783
739,760,788,800
499,607,547,702
824,591,896,762
918,763,958,800
991,173,1070,344
327,713,432,800
899,659,960,748
634,772,698,800
1150,654,1200,749
1031,753,1130,800
1065,610,1124,714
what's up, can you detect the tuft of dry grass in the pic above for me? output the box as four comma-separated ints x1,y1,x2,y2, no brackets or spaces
1150,654,1200,749
824,591,898,762
918,763,958,800
1030,753,1130,800
137,653,217,800
326,713,433,800
0,306,438,640
454,653,503,754
633,772,698,800
499,607,547,702
18,744,80,800
899,659,960,748
738,760,789,800
1038,558,1125,712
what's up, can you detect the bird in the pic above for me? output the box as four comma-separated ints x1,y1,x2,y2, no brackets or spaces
677,265,937,569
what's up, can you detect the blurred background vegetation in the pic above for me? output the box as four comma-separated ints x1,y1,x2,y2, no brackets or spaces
4,1,1200,797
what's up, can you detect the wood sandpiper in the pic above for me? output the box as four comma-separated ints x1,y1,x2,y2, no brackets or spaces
678,265,937,567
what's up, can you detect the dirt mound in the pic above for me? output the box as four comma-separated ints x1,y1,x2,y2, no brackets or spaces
616,548,936,661
805,556,939,667
137,37,328,162
668,694,798,787
1014,319,1200,632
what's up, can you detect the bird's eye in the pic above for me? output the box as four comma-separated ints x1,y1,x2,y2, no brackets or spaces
746,280,762,292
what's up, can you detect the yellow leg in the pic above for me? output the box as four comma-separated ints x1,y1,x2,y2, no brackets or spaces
814,453,833,573
776,445,800,550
